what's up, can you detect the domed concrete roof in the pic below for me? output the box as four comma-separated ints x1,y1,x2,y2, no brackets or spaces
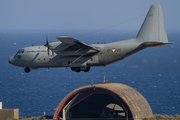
54,83,153,120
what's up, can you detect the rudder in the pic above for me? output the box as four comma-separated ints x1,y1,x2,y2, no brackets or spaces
136,4,169,44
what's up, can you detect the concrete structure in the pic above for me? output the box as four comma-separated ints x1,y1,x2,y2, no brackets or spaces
0,109,19,120
54,83,153,120
0,102,2,109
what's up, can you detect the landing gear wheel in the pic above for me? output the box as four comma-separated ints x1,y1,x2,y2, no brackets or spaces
84,67,90,72
75,68,81,72
71,67,81,72
24,67,30,73
71,67,76,71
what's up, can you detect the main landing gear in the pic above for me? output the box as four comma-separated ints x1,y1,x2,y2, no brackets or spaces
71,67,90,72
24,67,30,73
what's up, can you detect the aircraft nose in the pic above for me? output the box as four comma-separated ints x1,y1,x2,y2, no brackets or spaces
8,57,16,65
8,56,23,67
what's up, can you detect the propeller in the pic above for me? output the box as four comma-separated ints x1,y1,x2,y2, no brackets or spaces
44,36,49,56
44,36,54,56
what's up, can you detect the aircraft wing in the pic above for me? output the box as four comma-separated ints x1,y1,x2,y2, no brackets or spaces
56,36,98,51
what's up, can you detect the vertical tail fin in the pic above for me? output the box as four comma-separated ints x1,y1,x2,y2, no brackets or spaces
136,4,173,45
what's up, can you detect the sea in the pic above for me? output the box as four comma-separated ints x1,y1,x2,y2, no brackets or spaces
0,29,179,118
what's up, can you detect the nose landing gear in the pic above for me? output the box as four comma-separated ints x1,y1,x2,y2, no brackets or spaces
24,67,30,73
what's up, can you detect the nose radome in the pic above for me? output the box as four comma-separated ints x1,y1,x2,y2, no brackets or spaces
8,56,23,67
8,57,14,64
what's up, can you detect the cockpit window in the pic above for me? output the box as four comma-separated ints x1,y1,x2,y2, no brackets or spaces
16,49,25,55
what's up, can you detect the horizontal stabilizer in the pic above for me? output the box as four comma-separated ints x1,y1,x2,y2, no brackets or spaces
142,42,174,47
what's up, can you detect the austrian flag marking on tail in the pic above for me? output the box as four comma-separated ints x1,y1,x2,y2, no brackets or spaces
111,48,116,53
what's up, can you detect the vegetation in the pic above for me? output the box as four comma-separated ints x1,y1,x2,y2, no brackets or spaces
143,114,180,120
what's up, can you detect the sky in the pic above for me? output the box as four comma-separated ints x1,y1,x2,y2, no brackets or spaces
0,0,180,30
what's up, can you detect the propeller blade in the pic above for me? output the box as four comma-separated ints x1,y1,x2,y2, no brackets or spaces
51,51,54,56
47,48,49,56
45,36,49,56
46,36,49,45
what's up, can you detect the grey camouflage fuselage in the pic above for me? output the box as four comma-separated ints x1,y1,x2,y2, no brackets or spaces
8,4,173,73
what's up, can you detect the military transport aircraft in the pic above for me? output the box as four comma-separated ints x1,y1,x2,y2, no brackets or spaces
8,4,173,73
